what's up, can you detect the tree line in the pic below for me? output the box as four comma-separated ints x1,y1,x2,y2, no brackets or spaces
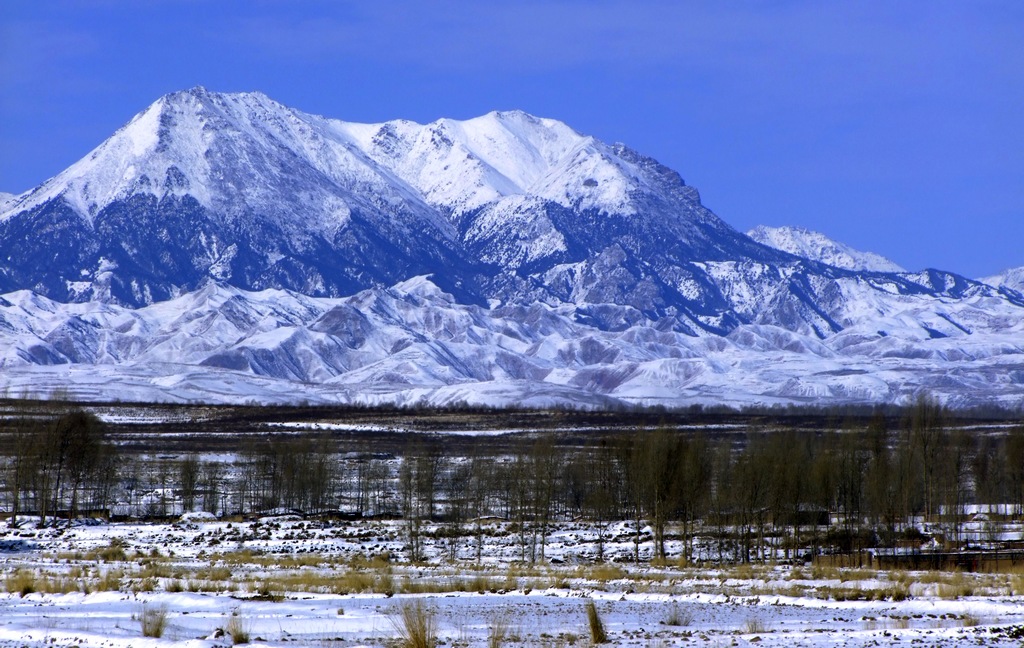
4,408,117,526
4,399,1024,564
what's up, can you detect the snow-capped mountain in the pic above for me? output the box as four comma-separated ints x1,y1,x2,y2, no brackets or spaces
0,88,470,305
2,87,1023,408
981,267,1024,293
748,225,906,273
0,87,797,324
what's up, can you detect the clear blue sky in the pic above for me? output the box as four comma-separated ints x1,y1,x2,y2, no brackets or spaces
2,1,1022,278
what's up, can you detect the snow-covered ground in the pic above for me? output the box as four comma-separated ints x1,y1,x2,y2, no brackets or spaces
1,516,1023,647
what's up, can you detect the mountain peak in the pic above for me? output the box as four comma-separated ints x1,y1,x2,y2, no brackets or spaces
489,108,531,118
747,225,906,273
481,109,551,127
980,266,1024,292
160,85,259,102
0,88,774,312
161,85,212,102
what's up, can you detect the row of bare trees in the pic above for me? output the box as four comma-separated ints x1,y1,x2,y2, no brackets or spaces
5,400,1024,565
203,413,1024,563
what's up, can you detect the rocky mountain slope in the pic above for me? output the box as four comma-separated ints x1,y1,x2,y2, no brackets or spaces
1,88,1022,408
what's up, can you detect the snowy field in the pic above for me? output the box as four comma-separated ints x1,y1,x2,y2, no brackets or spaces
1,516,1024,647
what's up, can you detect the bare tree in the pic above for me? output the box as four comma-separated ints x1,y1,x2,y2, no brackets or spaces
25,409,112,523
5,417,36,527
467,453,494,564
908,394,946,520
939,431,973,549
631,429,681,561
179,454,200,513
582,438,621,562
201,460,222,515
442,457,471,562
1005,427,1024,519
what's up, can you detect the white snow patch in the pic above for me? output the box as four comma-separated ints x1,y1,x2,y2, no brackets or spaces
749,225,906,273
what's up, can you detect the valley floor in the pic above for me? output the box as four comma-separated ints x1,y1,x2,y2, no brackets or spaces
1,516,1024,647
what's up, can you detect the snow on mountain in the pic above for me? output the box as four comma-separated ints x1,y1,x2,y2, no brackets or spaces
747,225,906,273
0,87,788,319
981,266,1024,293
2,88,1024,408
0,279,1022,409
343,110,609,216
0,87,467,306
3,89,447,236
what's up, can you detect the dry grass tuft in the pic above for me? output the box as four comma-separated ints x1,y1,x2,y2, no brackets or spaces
587,564,626,583
94,539,128,563
140,603,168,638
810,564,840,581
226,609,251,645
743,615,768,634
391,600,437,648
5,569,36,596
960,612,981,627
4,570,88,596
585,600,608,644
96,568,123,592
488,611,513,648
663,602,694,626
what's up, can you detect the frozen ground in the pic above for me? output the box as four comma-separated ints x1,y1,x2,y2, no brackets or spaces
1,516,1023,647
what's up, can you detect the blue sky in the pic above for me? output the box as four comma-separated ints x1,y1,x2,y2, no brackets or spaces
1,1,1022,277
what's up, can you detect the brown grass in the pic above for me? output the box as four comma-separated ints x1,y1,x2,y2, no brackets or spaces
585,601,607,644
140,603,168,638
391,600,437,648
226,609,251,644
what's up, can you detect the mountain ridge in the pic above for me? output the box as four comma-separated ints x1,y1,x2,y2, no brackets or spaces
747,225,906,273
0,88,803,321
1,88,1022,408
0,278,1021,409
981,266,1024,294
